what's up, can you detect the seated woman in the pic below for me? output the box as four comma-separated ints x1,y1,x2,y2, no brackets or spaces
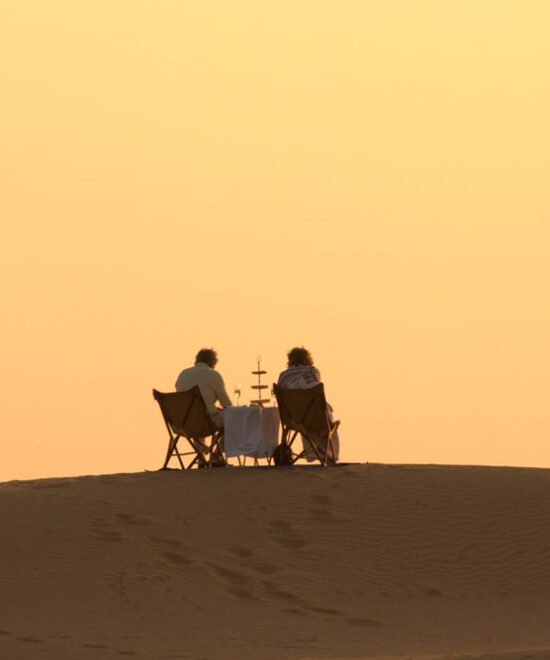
277,346,340,463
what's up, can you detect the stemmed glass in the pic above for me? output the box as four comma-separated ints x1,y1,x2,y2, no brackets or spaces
233,384,242,406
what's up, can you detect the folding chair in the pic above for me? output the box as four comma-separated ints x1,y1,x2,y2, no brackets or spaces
272,383,340,466
153,386,225,469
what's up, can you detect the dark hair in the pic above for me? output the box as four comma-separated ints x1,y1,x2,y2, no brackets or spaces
195,348,218,367
287,346,314,367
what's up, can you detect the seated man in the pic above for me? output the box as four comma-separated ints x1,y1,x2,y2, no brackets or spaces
278,346,340,463
175,348,232,429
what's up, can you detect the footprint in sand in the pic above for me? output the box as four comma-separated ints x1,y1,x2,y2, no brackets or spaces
310,494,332,505
225,546,282,575
95,532,123,540
425,588,444,597
267,520,309,550
273,537,307,550
150,537,183,549
89,528,124,542
346,618,385,627
116,513,151,526
267,520,291,530
227,546,255,558
248,559,282,574
206,563,257,600
261,579,298,602
228,587,256,599
160,551,193,566
208,564,248,583
309,508,331,517
305,605,344,616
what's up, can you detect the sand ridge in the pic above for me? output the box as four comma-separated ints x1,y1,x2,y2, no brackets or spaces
1,464,550,659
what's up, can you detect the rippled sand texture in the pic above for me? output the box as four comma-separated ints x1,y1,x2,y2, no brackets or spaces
1,464,550,659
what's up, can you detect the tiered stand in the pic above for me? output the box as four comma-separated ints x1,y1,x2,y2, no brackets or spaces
250,355,270,406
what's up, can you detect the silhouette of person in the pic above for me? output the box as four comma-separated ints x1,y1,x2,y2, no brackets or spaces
175,348,232,429
277,347,339,462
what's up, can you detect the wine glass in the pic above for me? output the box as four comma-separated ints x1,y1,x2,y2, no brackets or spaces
233,384,242,406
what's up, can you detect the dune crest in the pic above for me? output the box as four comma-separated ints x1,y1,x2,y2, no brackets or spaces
1,464,550,659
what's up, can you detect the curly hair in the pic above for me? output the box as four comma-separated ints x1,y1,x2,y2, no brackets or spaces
195,348,218,367
287,346,314,367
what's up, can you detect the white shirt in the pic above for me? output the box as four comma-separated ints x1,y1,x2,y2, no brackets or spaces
175,362,232,416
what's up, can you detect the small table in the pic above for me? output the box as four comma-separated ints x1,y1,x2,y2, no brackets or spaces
223,406,280,461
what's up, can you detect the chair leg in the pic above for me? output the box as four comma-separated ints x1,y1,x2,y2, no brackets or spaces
285,430,306,464
199,437,215,468
161,434,180,470
175,446,185,469
211,432,226,467
322,432,331,466
288,430,298,455
327,420,340,465
188,454,201,469
309,434,326,466
288,430,309,465
186,436,207,470
325,433,336,465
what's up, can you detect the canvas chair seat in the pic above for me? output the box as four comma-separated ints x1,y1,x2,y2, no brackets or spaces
272,382,340,466
153,386,225,469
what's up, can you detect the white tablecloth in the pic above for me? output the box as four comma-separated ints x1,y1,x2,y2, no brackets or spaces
224,406,280,458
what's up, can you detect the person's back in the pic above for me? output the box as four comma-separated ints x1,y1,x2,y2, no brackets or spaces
278,364,321,390
175,348,231,427
277,346,339,462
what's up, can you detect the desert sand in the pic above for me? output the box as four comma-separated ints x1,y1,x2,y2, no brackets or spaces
1,463,550,659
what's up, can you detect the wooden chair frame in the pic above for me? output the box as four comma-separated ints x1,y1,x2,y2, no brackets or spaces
272,383,340,466
153,387,224,469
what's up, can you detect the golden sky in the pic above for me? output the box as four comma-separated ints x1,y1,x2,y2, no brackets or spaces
1,1,549,480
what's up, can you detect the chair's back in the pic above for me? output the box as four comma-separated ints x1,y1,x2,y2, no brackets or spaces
273,383,330,434
153,386,218,439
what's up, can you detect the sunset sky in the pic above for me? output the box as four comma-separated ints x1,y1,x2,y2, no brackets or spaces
1,1,549,481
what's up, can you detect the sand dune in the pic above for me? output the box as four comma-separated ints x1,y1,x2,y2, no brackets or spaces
1,464,550,659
